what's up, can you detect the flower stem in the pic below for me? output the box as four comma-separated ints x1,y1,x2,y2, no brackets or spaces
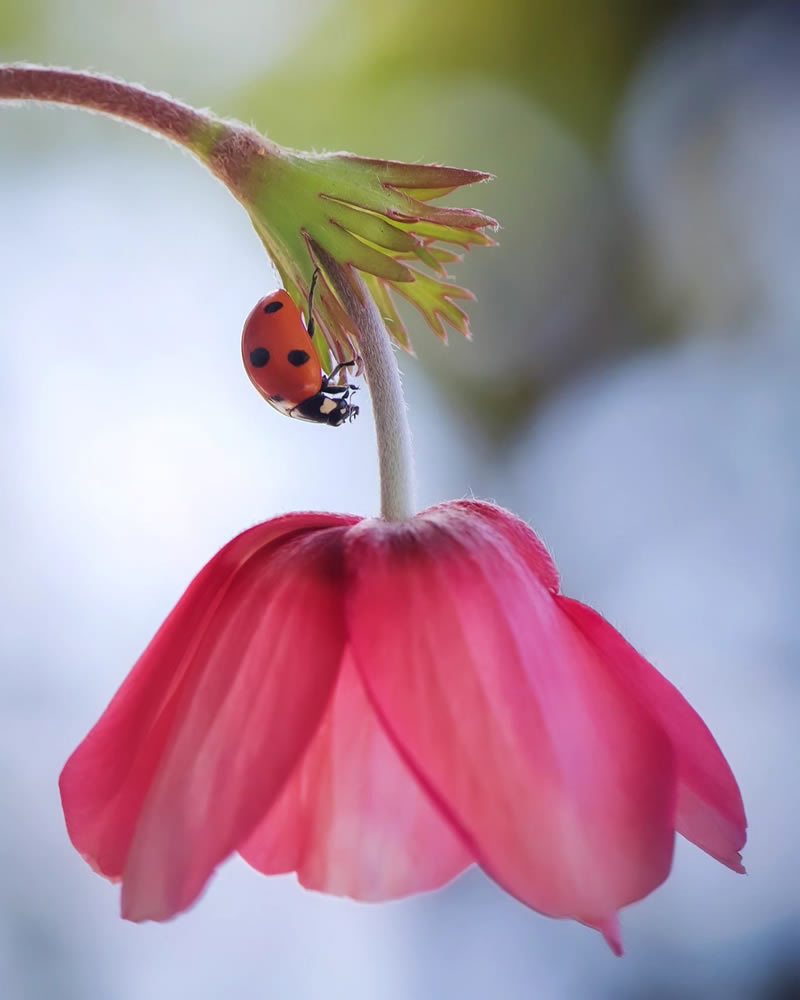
325,263,416,522
0,64,208,141
0,63,260,190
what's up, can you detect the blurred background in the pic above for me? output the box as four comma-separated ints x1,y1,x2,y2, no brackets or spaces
1,0,798,997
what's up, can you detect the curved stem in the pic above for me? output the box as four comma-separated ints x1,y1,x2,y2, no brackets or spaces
326,263,416,521
0,63,261,189
0,64,207,144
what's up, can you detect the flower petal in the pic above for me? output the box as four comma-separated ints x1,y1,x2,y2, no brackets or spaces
556,597,747,873
241,653,472,899
60,512,356,920
345,506,677,943
444,500,560,592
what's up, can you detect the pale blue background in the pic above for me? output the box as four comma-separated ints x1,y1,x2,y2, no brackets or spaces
1,3,798,997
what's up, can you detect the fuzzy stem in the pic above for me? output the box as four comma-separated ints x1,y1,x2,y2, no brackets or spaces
326,263,416,521
0,64,209,144
0,64,262,190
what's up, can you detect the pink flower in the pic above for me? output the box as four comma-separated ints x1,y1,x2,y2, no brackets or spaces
60,500,746,954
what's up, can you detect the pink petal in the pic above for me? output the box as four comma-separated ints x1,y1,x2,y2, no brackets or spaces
443,499,560,592
556,597,747,873
345,506,677,943
60,512,356,920
241,653,473,899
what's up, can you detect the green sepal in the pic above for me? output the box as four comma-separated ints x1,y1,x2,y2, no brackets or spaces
220,134,495,364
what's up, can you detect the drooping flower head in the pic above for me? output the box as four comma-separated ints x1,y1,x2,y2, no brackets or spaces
60,502,746,955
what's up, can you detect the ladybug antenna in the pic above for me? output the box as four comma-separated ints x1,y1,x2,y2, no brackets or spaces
307,267,320,320
305,267,321,339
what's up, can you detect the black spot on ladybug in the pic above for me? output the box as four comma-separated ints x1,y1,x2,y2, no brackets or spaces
250,347,270,367
270,395,284,403
288,350,311,367
264,301,283,314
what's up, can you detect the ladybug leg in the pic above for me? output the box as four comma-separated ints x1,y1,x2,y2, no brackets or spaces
321,359,357,391
329,359,356,378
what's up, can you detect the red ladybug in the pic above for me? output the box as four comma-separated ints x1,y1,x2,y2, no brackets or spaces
241,270,359,426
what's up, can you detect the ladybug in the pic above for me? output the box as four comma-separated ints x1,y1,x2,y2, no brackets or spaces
241,269,359,426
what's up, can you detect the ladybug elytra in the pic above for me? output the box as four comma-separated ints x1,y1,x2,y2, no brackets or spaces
241,269,359,427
